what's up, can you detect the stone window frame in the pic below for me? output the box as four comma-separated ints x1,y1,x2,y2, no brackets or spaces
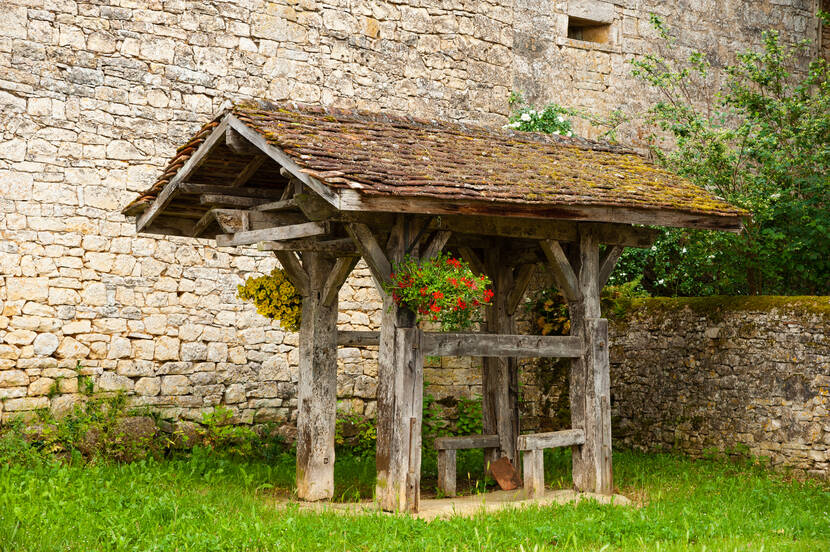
555,0,620,53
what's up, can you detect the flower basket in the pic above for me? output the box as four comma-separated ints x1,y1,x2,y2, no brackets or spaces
237,268,302,331
384,253,493,331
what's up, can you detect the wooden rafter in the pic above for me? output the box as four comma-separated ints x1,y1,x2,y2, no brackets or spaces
136,118,230,232
230,155,266,188
599,245,624,288
345,223,392,288
258,238,357,255
506,264,536,316
322,256,359,307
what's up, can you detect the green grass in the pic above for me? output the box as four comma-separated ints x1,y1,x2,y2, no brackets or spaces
0,448,827,551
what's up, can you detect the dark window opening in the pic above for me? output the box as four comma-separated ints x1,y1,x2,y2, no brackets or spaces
567,16,611,44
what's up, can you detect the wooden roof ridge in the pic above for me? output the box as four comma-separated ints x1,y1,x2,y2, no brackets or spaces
123,100,748,233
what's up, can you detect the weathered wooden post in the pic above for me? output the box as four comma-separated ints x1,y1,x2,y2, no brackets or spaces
568,227,613,494
291,251,357,501
347,217,425,512
482,246,519,467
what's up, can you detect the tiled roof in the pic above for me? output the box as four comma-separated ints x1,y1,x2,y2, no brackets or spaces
123,101,746,220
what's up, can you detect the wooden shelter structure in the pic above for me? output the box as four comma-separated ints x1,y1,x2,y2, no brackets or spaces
124,101,745,512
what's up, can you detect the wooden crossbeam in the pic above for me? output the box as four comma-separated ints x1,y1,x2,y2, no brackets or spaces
434,435,500,450
254,198,299,212
322,256,359,307
215,221,328,247
179,183,284,199
192,208,248,238
225,127,261,155
599,245,624,287
539,240,580,301
136,118,230,232
258,238,357,255
457,246,485,276
200,194,269,209
517,429,586,451
337,331,380,347
294,192,339,221
421,333,583,358
274,251,309,296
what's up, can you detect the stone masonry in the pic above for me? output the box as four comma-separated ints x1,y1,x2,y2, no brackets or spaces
0,2,826,435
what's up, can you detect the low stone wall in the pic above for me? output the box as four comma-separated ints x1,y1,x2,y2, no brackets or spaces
607,297,830,478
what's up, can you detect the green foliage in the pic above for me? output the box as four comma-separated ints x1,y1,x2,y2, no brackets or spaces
199,406,260,458
237,268,302,331
335,414,377,459
620,15,830,295
0,449,827,551
454,397,483,436
386,252,493,331
506,94,574,136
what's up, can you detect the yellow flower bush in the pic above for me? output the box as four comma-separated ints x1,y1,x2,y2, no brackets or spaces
237,269,302,332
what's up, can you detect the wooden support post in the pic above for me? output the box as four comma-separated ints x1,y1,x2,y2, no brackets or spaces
437,449,457,498
568,227,613,495
374,216,424,512
523,449,544,499
295,253,338,502
482,246,519,468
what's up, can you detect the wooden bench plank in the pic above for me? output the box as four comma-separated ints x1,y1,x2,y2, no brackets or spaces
422,333,583,358
434,434,500,450
517,429,585,451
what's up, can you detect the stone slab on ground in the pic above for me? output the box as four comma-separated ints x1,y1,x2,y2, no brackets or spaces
291,489,632,520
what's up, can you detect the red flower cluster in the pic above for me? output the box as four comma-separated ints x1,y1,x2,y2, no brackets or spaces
385,253,494,331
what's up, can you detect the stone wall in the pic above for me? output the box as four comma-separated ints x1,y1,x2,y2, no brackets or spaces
607,298,830,477
0,1,825,425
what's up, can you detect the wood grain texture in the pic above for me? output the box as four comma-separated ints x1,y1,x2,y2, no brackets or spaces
421,333,583,358
434,434,500,450
437,449,457,498
540,239,580,301
295,254,338,501
322,256,359,307
599,245,624,288
273,251,309,297
517,429,586,450
522,449,544,499
336,331,380,347
215,221,328,247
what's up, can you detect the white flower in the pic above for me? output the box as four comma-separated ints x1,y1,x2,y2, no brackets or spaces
657,279,665,285
557,115,565,122
681,247,687,254
553,130,560,135
651,245,657,252
520,112,532,122
566,131,573,137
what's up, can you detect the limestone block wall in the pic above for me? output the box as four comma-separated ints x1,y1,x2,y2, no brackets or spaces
0,1,824,426
607,299,830,477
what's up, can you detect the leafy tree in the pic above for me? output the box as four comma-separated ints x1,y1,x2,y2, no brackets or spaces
613,15,829,295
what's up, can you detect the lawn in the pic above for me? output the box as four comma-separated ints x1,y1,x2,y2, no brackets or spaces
0,447,827,551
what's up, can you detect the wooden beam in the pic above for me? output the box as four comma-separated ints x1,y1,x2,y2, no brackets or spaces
506,264,536,316
254,198,299,212
273,251,309,296
227,116,341,208
517,429,586,451
258,238,357,255
200,194,269,209
599,245,624,288
539,240,580,301
345,223,392,288
321,256,359,307
434,434,500,450
421,333,583,358
437,449,457,497
179,183,284,199
420,230,452,260
230,155,266,188
216,221,328,247
295,254,338,501
192,208,249,238
340,190,744,232
337,331,380,347
136,118,229,232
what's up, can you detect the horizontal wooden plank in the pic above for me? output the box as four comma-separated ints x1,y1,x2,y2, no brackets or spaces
422,333,584,358
339,191,743,232
518,429,586,451
179,183,285,199
200,194,270,209
337,331,380,347
258,238,358,255
434,434,500,451
216,221,328,247
254,198,299,212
